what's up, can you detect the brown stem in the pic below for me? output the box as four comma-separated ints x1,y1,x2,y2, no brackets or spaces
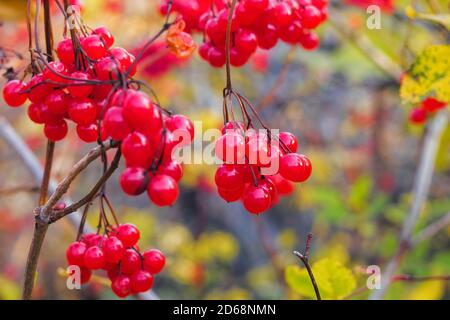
224,0,238,91
293,233,322,300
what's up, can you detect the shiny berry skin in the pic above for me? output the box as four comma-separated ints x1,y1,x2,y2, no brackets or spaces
116,223,140,247
259,178,278,205
256,24,279,50
235,29,258,54
28,103,44,124
208,46,226,68
3,80,27,107
421,97,446,112
157,160,183,182
312,0,328,9
409,107,427,124
123,91,161,134
278,132,298,153
93,26,114,48
103,107,132,141
279,153,312,182
27,74,52,103
94,57,121,80
111,275,131,298
68,98,97,125
242,185,271,214
120,167,149,196
103,236,125,263
120,249,141,275
244,0,269,12
198,42,211,60
56,38,75,65
215,164,244,190
76,123,98,142
66,241,87,266
122,132,154,168
270,2,293,27
165,114,195,145
110,47,135,73
218,185,244,202
143,249,166,274
71,267,92,284
280,20,303,44
217,8,239,32
130,270,154,293
147,174,179,207
271,173,294,195
83,246,105,270
302,5,322,29
45,90,69,115
43,61,68,82
44,119,68,141
230,47,250,67
68,72,93,98
81,35,107,60
299,31,319,50
215,132,246,164
81,233,104,248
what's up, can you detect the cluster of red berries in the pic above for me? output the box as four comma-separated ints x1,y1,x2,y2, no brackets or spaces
115,90,195,207
214,122,311,214
66,223,165,298
159,0,328,68
2,26,137,142
409,97,447,125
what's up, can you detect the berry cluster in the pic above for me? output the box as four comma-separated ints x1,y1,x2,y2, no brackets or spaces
409,97,447,125
214,123,311,214
159,0,328,68
2,26,137,142
66,223,165,298
116,92,195,207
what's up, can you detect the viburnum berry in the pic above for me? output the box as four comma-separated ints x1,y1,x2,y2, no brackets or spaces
122,132,155,168
130,270,154,293
208,46,226,68
111,275,132,298
278,131,298,153
143,249,166,274
280,153,312,182
84,246,105,270
409,107,427,124
66,241,87,266
81,34,107,60
93,26,115,48
123,91,162,134
242,184,271,215
147,174,179,207
27,74,52,103
56,38,75,65
218,185,244,202
215,131,246,163
103,236,125,263
299,31,320,50
44,119,68,141
421,97,446,112
76,123,99,143
157,160,183,182
94,57,121,80
45,90,69,115
68,72,93,98
120,167,148,196
28,103,44,124
165,114,195,145
68,98,97,125
116,223,140,247
103,107,132,141
3,80,28,107
215,164,244,190
120,249,141,275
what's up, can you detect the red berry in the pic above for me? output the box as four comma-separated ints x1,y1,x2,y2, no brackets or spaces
422,97,446,112
242,185,271,214
68,98,97,125
122,132,155,168
270,2,293,27
143,249,165,274
215,132,246,164
299,31,319,50
45,90,69,115
120,249,141,275
215,164,244,190
130,270,154,293
111,275,131,298
244,0,269,13
165,114,195,145
66,241,87,266
271,173,294,195
157,160,183,182
81,34,107,60
235,29,258,54
280,20,303,44
147,174,179,207
44,119,68,141
208,46,226,68
3,80,27,107
103,236,125,263
218,185,244,202
122,91,162,134
199,42,211,60
116,223,140,247
256,24,279,50
28,103,44,124
103,106,132,141
43,61,68,82
76,123,98,142
56,38,75,65
279,153,312,182
27,74,52,103
84,246,105,270
120,167,149,196
68,72,93,98
94,57,121,80
110,47,135,73
302,5,322,29
278,131,298,153
93,26,114,48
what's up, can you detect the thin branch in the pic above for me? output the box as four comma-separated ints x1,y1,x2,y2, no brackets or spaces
293,233,322,300
413,211,450,246
369,110,449,300
224,0,238,91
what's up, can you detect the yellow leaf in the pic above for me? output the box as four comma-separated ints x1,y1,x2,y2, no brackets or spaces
400,45,450,104
285,258,356,300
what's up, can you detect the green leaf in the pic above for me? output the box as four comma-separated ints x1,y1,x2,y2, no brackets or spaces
348,175,372,212
400,45,450,104
285,258,356,300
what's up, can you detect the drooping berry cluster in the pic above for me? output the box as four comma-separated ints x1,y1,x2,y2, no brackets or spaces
409,97,448,125
116,90,195,206
2,26,137,142
159,0,328,67
66,223,165,298
214,122,311,214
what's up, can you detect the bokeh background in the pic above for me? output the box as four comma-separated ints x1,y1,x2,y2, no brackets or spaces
0,0,449,300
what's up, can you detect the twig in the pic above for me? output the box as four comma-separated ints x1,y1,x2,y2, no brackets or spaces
293,233,322,300
413,211,450,246
369,110,449,300
224,0,238,91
